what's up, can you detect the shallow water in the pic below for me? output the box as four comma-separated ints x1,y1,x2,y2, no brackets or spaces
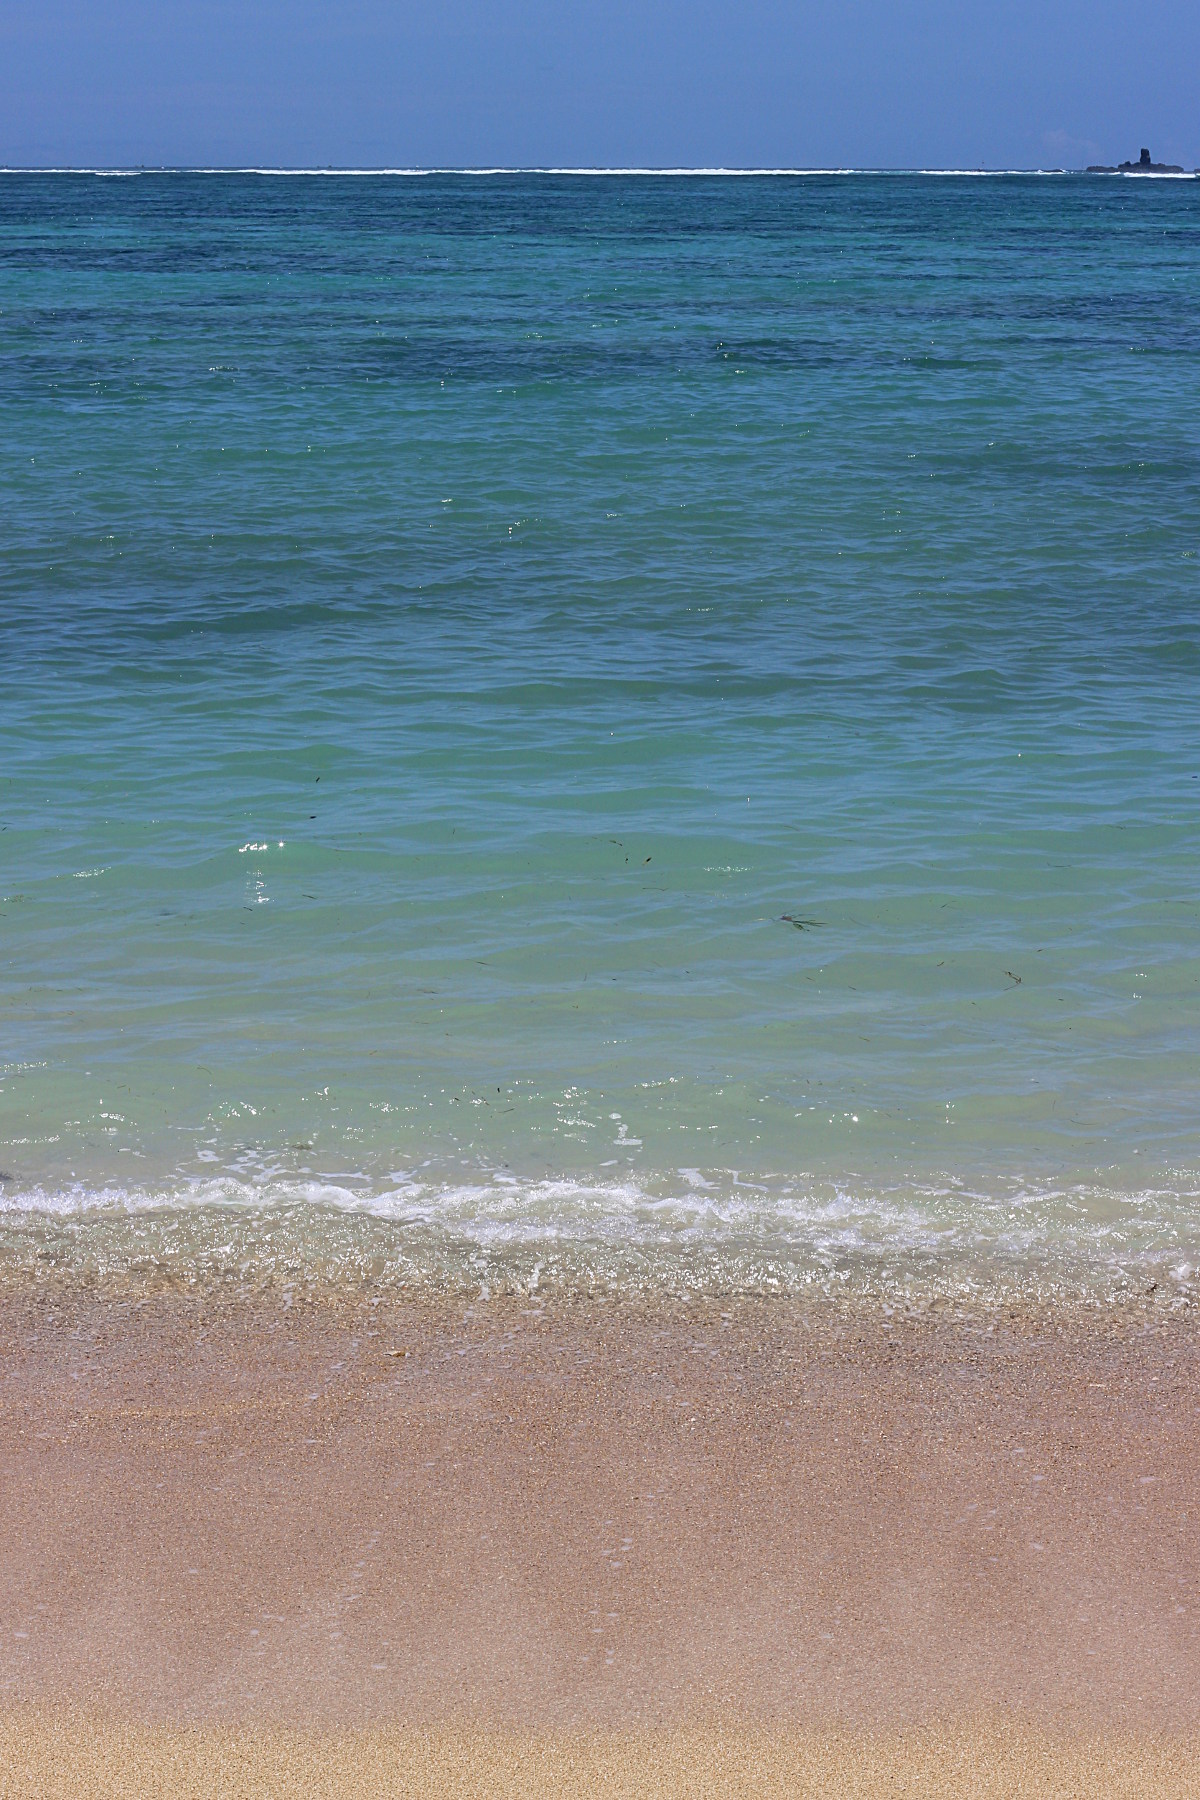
2,172,1199,1298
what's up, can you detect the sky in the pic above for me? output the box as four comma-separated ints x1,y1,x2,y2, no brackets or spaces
1,0,1197,172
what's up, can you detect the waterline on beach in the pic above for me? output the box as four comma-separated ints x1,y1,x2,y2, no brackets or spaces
3,1166,1197,1303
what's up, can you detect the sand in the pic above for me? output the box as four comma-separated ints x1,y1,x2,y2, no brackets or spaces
1,1282,1198,1793
4,1712,1200,1798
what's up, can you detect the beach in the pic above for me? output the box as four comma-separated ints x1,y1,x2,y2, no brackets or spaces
4,170,1200,1793
2,1280,1199,1792
5,1713,1200,1797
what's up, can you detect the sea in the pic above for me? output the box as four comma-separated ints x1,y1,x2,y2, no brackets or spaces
2,171,1198,1302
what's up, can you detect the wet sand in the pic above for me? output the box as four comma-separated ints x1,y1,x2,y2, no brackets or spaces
1,1283,1198,1792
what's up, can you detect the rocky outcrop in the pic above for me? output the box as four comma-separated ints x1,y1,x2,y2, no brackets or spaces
1087,146,1185,174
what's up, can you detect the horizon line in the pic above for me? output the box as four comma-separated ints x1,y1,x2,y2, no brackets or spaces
2,164,1197,179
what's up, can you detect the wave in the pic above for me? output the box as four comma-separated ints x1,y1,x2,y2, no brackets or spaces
3,1168,1197,1304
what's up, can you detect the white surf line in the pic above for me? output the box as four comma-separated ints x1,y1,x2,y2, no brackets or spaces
1,165,1194,178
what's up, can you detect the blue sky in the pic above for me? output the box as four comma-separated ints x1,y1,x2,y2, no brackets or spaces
2,0,1196,170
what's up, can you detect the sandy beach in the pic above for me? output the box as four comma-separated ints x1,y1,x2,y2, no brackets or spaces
8,162,1200,1796
3,1712,1200,1798
1,1281,1198,1793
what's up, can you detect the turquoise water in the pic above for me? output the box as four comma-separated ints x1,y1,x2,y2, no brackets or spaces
3,173,1199,1297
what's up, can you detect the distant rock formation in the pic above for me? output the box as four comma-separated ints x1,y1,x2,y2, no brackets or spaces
1087,146,1185,174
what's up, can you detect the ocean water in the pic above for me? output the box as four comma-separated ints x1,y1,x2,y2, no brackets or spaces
2,172,1199,1300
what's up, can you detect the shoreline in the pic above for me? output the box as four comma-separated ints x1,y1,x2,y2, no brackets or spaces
1,1191,1194,1316
2,1282,1199,1789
